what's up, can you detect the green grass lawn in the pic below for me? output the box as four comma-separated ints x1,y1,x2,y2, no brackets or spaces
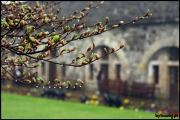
1,92,169,119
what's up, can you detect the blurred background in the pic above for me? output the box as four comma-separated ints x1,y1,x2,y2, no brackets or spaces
1,1,179,116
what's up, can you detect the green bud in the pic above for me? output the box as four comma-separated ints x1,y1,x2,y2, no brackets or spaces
53,35,59,41
27,26,33,31
54,78,60,83
30,15,34,19
84,58,89,62
18,58,23,63
105,17,109,24
67,80,71,84
5,56,8,59
27,80,31,83
44,31,49,34
24,63,29,67
65,25,70,31
44,44,48,49
74,34,78,38
37,77,42,82
52,32,56,35
104,48,107,52
77,79,82,82
23,70,26,75
24,15,28,19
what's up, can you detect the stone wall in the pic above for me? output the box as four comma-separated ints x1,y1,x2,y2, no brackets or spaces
17,1,180,98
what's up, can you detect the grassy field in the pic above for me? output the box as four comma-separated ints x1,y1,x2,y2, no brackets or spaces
1,92,165,119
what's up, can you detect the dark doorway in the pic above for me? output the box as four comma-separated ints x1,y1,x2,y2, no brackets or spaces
169,66,179,100
100,64,108,93
116,64,121,79
49,63,57,84
153,65,159,84
101,64,108,81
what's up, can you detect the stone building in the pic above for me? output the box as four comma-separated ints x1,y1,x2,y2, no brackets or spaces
35,1,179,100
6,1,179,100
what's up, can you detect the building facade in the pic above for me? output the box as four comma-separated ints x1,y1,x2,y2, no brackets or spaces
5,1,179,100
37,1,179,100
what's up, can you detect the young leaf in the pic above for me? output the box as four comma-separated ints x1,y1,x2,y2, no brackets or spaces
105,17,109,24
94,54,100,60
67,80,71,87
80,52,86,57
104,48,108,54
54,78,60,83
23,79,31,84
89,53,94,62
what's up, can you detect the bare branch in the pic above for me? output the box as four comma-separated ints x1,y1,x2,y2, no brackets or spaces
1,1,152,88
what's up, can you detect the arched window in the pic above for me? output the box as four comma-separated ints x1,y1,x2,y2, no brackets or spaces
62,62,66,77
89,64,94,79
116,64,121,79
49,62,56,83
153,65,159,84
41,61,45,75
169,47,179,61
